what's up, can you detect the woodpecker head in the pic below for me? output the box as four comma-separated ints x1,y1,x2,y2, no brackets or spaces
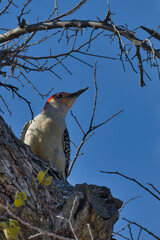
43,87,88,115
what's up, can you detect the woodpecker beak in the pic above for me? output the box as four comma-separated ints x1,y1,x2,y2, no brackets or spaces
67,87,88,99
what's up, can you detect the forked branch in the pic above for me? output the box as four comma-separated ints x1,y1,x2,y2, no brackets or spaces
123,218,160,240
0,20,160,61
100,171,160,201
68,62,123,176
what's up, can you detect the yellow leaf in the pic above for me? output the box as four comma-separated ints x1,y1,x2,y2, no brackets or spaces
14,199,23,208
18,191,27,201
42,176,53,186
44,166,50,174
9,219,18,227
37,171,45,183
14,191,27,207
5,226,20,240
1,221,8,229
2,220,20,240
15,191,19,200
3,228,12,240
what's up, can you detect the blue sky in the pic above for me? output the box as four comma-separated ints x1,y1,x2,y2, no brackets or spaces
1,0,160,239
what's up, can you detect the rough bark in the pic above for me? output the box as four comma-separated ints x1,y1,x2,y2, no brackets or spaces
0,116,122,240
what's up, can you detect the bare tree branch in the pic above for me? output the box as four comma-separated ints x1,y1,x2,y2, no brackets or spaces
0,95,11,115
112,223,130,238
0,81,34,118
128,224,133,240
136,46,145,87
54,0,58,18
119,196,140,212
18,0,32,23
100,171,160,201
70,111,85,135
0,0,15,16
0,20,159,60
123,218,160,240
68,62,123,176
137,228,142,240
141,25,160,41
50,0,87,21
89,60,98,129
148,183,160,195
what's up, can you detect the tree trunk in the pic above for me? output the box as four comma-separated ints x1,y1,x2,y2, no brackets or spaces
0,116,122,240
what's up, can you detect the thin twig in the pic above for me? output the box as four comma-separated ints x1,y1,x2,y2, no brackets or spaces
87,223,94,240
12,88,34,119
54,0,58,18
57,196,78,240
69,54,93,68
0,95,12,116
128,224,133,240
0,82,18,91
45,9,56,22
135,46,145,87
68,63,123,176
119,196,140,212
0,203,74,240
89,61,98,129
141,25,160,40
87,28,95,51
77,50,117,60
112,223,130,238
0,81,34,118
70,139,78,149
110,20,137,74
107,0,110,11
18,0,32,21
49,0,87,21
148,183,160,195
0,0,13,16
100,171,160,201
145,38,160,79
71,111,85,134
113,232,130,240
123,218,160,240
137,228,142,240
91,109,124,131
29,232,43,239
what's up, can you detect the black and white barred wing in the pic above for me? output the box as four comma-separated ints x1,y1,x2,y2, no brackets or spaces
20,120,32,142
62,128,70,178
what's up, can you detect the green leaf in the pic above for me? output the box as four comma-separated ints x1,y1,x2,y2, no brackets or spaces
37,171,45,183
42,176,53,186
14,199,23,208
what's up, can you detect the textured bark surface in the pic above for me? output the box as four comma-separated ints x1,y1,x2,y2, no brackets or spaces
0,116,122,240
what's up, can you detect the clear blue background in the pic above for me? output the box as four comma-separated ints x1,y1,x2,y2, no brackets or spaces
1,0,160,239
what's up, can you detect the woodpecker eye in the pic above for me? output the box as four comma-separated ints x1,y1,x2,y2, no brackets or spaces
56,93,63,99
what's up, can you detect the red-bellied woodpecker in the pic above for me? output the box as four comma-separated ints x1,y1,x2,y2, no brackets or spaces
21,87,88,179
